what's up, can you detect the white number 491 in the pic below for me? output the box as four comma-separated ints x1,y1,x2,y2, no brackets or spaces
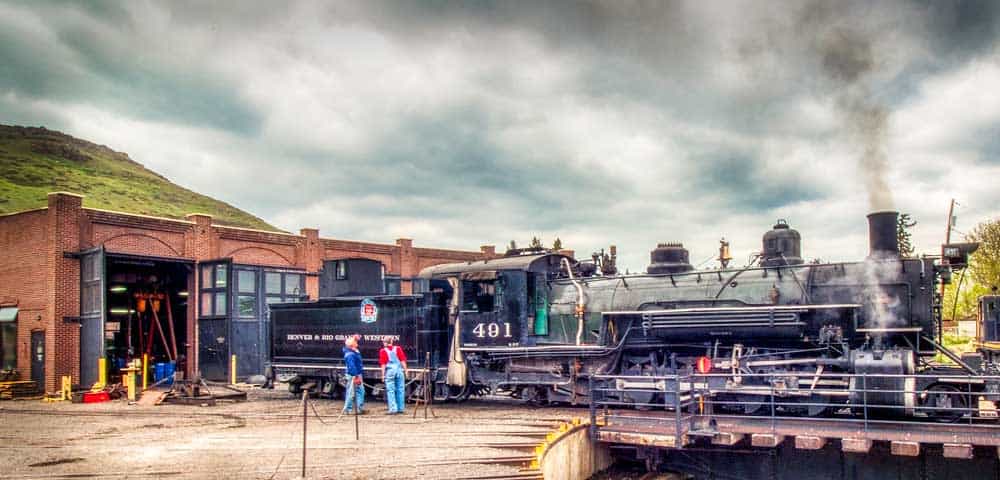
472,322,512,338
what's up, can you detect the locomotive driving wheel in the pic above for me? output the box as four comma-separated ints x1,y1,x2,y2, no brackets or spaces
448,383,472,402
520,386,549,405
622,363,656,406
920,384,967,423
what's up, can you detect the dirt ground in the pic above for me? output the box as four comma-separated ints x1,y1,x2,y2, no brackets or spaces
0,386,589,479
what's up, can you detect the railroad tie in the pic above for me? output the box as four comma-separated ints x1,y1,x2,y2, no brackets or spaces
841,438,872,454
890,441,920,457
942,443,974,460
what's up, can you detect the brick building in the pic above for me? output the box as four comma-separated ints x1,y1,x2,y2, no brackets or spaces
0,192,494,392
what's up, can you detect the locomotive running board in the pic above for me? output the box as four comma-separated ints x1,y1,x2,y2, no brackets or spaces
604,304,859,332
603,304,861,316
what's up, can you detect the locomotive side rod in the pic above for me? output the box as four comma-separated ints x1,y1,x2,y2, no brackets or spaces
921,335,977,374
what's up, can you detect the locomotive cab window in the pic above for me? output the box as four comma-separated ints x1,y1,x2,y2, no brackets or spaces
461,278,501,313
527,273,548,335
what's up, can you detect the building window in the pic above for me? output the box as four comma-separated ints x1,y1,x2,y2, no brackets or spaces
237,295,256,318
81,255,102,316
0,308,16,371
199,264,229,318
285,273,302,296
336,260,348,280
384,275,402,295
234,268,258,321
265,271,306,304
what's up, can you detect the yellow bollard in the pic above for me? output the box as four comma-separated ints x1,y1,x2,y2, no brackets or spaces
142,354,149,391
122,360,139,402
61,375,72,401
230,354,237,385
91,358,107,392
125,369,135,401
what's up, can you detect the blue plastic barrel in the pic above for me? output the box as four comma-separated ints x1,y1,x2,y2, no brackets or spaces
154,362,166,382
163,362,175,385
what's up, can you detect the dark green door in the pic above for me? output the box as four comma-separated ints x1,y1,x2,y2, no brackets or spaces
31,331,44,389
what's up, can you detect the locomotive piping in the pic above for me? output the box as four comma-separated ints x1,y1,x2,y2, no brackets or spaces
921,335,977,374
562,257,586,346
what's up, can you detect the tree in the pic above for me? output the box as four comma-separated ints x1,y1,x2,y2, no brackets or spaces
507,240,518,254
967,219,1000,290
552,237,563,251
529,236,543,250
942,273,990,322
896,213,917,257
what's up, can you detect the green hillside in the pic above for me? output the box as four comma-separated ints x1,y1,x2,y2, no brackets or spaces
0,125,278,231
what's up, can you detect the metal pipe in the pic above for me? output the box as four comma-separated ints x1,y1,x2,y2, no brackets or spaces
921,335,977,374
562,258,586,345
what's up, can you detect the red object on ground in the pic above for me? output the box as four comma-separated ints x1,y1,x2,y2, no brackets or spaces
82,391,110,403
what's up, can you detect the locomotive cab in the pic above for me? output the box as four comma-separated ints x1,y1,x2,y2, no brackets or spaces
419,253,575,350
978,295,1000,364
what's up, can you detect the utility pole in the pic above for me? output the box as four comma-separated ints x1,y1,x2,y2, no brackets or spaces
945,198,955,248
301,390,308,478
939,199,956,335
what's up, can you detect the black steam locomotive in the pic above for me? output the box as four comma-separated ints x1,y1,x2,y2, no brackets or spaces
268,212,999,420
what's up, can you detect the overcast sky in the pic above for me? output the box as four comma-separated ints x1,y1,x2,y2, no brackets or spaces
3,1,999,271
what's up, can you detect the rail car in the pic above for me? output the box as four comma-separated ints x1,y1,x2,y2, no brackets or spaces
977,295,1000,366
268,294,457,400
268,211,1000,421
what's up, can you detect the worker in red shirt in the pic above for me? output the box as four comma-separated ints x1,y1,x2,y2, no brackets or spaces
379,337,408,414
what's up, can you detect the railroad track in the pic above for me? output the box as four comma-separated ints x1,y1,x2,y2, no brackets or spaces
5,456,542,479
1,395,580,480
4,408,556,480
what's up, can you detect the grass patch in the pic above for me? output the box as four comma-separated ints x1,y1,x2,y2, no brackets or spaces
0,125,278,231
935,333,976,364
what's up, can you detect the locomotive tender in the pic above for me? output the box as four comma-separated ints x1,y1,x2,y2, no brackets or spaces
269,211,999,420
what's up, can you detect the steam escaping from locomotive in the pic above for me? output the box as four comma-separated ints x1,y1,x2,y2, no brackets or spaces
817,27,903,329
819,28,894,211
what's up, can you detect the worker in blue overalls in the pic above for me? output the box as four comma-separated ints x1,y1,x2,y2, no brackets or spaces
342,336,365,414
379,337,408,414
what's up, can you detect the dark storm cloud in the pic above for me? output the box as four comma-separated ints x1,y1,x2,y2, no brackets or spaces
3,0,1000,269
0,2,261,134
920,0,1000,60
235,106,628,232
688,152,828,212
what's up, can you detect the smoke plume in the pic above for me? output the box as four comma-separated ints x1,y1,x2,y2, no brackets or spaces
818,28,895,211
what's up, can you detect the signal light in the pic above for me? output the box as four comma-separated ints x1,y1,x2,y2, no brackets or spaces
696,356,712,374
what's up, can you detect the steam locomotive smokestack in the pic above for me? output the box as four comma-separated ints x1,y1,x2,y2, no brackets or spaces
867,211,899,257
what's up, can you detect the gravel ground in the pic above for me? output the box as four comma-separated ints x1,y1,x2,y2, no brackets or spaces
0,387,589,479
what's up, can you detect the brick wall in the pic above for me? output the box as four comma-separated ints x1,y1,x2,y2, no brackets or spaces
0,208,50,387
47,193,83,392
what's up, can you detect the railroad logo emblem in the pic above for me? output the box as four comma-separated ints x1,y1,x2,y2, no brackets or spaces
360,298,378,323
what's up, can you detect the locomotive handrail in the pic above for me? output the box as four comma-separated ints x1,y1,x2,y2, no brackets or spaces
589,369,1000,443
602,303,861,316
592,372,1000,380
